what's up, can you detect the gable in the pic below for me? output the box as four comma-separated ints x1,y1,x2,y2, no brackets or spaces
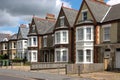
29,19,37,35
55,8,69,29
17,31,22,39
76,2,94,25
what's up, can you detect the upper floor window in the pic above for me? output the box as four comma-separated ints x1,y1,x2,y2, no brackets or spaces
33,37,37,45
43,36,47,47
13,42,16,48
86,28,91,40
60,16,65,26
28,36,37,47
82,10,88,21
77,28,84,40
103,25,111,41
76,26,93,42
31,25,35,33
55,30,68,44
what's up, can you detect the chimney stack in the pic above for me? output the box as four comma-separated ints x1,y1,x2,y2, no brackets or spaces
93,0,104,3
46,13,56,21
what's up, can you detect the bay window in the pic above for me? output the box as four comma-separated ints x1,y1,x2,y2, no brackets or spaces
76,26,93,41
77,49,93,63
55,48,68,62
55,30,68,44
28,36,37,47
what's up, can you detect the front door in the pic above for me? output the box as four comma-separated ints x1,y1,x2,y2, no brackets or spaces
116,51,120,68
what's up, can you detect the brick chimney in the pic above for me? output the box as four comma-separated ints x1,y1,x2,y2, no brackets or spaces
93,0,104,3
20,24,26,28
46,13,56,21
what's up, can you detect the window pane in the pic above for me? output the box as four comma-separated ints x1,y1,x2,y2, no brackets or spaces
29,38,31,46
82,11,87,21
56,32,60,43
63,31,67,42
33,38,36,45
86,50,91,62
86,28,91,40
104,27,110,41
33,52,36,60
56,51,60,61
60,16,64,26
43,37,47,47
77,28,83,40
63,50,67,61
78,50,83,62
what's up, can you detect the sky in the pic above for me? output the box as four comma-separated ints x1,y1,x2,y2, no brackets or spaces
0,0,120,35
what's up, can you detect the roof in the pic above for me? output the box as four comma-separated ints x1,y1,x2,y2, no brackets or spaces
0,33,11,42
103,3,120,22
9,34,17,40
62,7,78,27
85,0,110,22
33,17,55,35
19,24,29,39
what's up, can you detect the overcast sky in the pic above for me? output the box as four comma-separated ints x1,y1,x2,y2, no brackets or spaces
0,0,119,34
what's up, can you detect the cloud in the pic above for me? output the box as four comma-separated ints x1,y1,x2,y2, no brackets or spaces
107,0,120,5
0,30,14,35
0,0,71,28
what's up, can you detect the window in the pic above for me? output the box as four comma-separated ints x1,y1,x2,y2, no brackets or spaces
33,37,36,45
63,31,67,42
63,50,67,61
60,16,65,26
13,42,16,48
43,36,47,47
103,27,110,41
33,52,37,60
77,28,84,40
86,50,91,62
32,25,35,33
55,49,68,62
86,28,91,40
77,50,83,62
29,38,31,46
56,32,60,44
56,51,60,61
55,31,68,44
82,11,87,21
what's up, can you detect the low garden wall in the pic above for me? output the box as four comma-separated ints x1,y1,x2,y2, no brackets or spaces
66,63,104,74
31,62,67,70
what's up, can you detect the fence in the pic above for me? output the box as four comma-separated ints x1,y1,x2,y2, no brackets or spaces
31,62,67,70
66,63,104,74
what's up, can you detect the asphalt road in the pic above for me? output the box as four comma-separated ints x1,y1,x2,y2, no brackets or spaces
0,69,95,80
0,75,27,80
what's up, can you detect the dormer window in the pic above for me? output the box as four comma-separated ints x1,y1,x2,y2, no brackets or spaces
82,10,88,21
60,16,65,27
32,25,35,33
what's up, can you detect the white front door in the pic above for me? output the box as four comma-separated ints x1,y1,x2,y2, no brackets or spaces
116,51,120,68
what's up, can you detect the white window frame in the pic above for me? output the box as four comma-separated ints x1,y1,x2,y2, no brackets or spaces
76,26,93,42
28,50,37,62
102,24,111,42
76,48,93,64
55,30,68,44
55,48,68,62
43,36,47,47
60,16,65,27
82,9,88,21
28,36,38,47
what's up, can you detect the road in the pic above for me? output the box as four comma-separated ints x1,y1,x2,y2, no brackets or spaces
0,75,27,80
0,69,95,80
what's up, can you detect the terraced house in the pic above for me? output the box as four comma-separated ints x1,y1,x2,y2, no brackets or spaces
74,0,109,64
27,14,55,62
54,6,78,63
0,33,11,55
17,24,29,59
8,34,17,59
